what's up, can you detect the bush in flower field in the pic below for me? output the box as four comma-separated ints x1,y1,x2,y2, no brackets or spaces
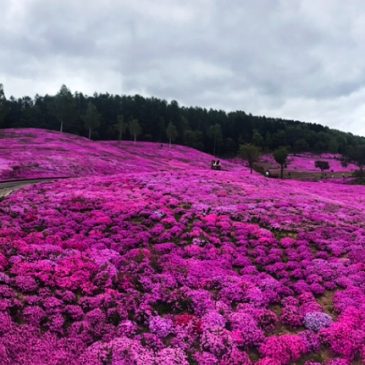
0,129,364,363
304,311,332,332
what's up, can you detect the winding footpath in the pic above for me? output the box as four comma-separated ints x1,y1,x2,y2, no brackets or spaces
0,177,69,198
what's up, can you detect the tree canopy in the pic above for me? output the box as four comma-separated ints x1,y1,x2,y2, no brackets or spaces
129,119,142,143
115,114,127,141
50,85,76,132
239,144,260,174
1,84,365,156
82,102,101,139
346,144,365,171
274,147,289,178
166,122,178,147
315,160,330,173
0,84,6,128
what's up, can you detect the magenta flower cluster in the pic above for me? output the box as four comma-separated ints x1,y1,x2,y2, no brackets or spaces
304,311,332,332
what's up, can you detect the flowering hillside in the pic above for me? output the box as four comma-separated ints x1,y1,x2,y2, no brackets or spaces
0,129,365,364
0,128,233,180
260,153,357,176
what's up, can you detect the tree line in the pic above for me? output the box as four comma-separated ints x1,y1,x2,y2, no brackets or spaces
1,84,365,161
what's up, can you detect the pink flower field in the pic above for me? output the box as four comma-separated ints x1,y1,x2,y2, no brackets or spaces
0,128,232,180
0,129,365,364
261,154,357,174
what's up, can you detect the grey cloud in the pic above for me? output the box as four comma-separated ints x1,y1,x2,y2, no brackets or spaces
1,0,365,135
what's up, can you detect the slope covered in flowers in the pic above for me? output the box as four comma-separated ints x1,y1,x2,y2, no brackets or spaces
260,153,357,175
0,128,228,180
0,129,365,364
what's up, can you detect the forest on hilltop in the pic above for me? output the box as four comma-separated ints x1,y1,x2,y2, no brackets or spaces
0,84,364,157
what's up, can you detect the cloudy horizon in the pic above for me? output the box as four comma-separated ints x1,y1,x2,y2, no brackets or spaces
2,0,365,135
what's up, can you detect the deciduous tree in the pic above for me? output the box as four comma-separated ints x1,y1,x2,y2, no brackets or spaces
315,160,330,177
239,144,260,174
274,147,289,178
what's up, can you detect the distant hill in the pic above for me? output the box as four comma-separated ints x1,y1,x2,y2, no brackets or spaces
0,128,239,181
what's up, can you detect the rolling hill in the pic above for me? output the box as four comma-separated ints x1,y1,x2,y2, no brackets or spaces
0,129,364,364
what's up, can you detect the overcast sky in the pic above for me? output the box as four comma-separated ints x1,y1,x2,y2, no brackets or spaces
2,0,365,135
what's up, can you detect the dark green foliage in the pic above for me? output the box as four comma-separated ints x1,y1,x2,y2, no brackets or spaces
252,129,264,147
166,122,178,147
315,160,330,173
1,84,364,156
0,84,7,128
129,119,142,143
208,123,223,156
273,147,289,178
293,138,309,153
114,114,127,141
50,85,76,133
239,144,260,173
82,102,101,139
346,144,365,171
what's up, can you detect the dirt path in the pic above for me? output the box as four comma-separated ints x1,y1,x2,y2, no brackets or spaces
0,178,69,198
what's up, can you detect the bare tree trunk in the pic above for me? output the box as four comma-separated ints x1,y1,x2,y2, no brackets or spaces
169,136,171,148
60,120,63,133
280,164,284,179
134,135,136,144
88,128,91,139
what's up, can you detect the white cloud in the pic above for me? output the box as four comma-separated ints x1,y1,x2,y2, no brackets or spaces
1,0,365,135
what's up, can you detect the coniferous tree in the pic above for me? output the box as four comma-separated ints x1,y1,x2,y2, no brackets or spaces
115,114,127,142
0,84,7,128
51,85,75,133
158,117,166,142
252,130,264,147
166,122,178,147
293,138,309,153
183,129,204,150
82,102,101,139
347,144,365,178
129,118,142,143
208,123,223,156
